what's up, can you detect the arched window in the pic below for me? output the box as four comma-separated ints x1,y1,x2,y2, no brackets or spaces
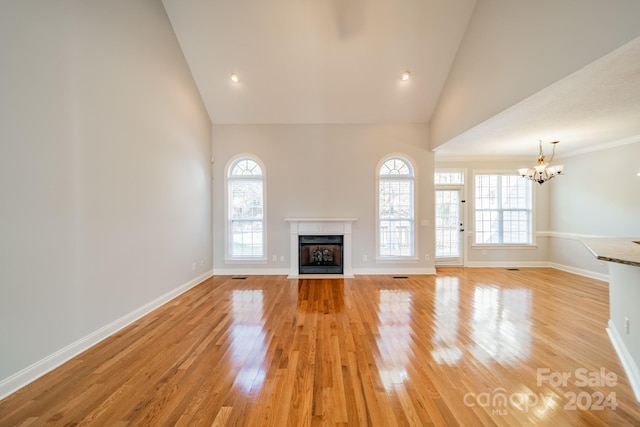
377,156,415,258
227,156,265,259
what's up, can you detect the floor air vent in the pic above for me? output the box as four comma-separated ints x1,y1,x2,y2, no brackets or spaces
393,276,409,279
506,268,520,271
232,276,248,280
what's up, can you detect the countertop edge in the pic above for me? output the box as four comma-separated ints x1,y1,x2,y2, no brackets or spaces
581,238,640,267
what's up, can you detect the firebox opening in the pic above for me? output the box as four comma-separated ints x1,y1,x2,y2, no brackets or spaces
299,235,344,274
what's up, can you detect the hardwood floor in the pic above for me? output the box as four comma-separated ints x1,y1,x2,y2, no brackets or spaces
1,268,639,426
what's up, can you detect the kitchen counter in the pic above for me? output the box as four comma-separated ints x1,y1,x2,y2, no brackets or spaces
582,238,640,267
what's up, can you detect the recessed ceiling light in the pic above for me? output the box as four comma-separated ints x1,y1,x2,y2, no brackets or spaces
401,71,411,82
230,73,239,83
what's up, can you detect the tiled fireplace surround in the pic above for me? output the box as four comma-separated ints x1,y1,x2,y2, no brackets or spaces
284,218,357,278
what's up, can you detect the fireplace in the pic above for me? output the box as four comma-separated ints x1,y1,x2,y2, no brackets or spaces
299,235,343,274
284,218,357,278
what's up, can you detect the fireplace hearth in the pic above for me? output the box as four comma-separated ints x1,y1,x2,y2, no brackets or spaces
299,235,343,274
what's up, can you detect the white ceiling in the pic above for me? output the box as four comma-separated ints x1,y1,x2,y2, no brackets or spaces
434,36,640,158
163,0,640,157
162,0,476,124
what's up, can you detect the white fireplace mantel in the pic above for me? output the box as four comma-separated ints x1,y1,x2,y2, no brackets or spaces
284,218,357,278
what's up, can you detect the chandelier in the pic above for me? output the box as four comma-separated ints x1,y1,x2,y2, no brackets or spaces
518,140,564,185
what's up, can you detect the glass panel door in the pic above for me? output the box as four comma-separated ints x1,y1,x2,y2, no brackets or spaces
435,188,464,265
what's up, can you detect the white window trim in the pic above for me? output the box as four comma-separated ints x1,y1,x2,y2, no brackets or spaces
224,154,268,263
375,154,418,261
471,170,536,247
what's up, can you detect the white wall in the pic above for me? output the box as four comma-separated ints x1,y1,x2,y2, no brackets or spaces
607,263,640,401
548,141,640,276
609,264,640,364
557,143,640,399
212,124,435,274
431,0,640,148
0,1,212,392
550,142,640,236
435,158,550,266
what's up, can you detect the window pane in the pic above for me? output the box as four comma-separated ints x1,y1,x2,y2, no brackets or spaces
475,175,498,210
379,179,412,220
434,171,464,185
379,220,413,256
378,157,414,257
231,159,262,176
231,180,263,220
503,210,530,244
231,220,263,257
228,157,265,259
475,210,499,244
502,175,528,209
474,174,532,244
380,158,411,176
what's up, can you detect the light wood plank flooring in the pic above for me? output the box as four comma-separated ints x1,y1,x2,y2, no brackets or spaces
1,268,639,426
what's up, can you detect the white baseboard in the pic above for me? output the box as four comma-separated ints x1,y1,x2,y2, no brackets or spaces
213,268,290,276
607,319,640,402
213,264,608,279
287,273,354,279
0,270,213,401
214,268,438,276
548,262,609,282
351,267,437,275
461,260,609,282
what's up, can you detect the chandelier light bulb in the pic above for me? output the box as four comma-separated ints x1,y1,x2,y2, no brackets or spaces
230,73,239,83
401,71,411,82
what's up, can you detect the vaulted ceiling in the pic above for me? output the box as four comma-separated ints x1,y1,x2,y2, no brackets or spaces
162,0,640,157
